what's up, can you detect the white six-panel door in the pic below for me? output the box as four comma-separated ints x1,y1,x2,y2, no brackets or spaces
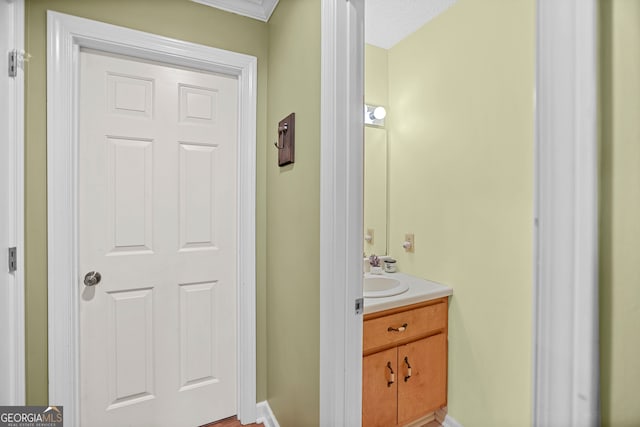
78,49,238,427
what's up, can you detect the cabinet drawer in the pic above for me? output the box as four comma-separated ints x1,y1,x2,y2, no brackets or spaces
363,302,446,354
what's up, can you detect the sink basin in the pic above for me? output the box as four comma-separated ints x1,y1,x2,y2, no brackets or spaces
363,275,409,298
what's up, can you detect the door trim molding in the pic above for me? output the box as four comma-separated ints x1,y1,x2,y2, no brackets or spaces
533,1,599,425
1,0,25,406
46,12,257,425
319,0,364,425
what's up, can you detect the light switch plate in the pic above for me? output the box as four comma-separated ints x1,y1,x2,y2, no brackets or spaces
365,228,374,244
404,233,415,252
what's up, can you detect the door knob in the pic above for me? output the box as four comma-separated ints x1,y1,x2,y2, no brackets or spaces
84,271,102,287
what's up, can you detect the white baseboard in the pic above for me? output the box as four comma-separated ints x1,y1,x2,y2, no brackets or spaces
442,414,463,427
256,401,280,427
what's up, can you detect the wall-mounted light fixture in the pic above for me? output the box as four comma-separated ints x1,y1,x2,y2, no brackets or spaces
364,104,387,127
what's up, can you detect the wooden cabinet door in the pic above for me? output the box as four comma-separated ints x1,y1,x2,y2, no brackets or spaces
397,333,447,425
363,347,398,427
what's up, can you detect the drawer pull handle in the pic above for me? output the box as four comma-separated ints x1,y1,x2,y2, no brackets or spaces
388,323,408,332
404,356,412,382
386,362,395,387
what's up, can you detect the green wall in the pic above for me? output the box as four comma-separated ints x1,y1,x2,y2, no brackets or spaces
266,1,321,425
24,0,269,405
364,44,388,107
599,1,640,425
385,1,535,425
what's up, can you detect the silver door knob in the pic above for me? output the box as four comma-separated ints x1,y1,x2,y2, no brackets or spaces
84,271,102,287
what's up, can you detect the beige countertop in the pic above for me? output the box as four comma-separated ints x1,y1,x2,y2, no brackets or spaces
363,271,453,315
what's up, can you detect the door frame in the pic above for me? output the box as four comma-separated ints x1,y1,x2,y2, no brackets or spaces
319,0,599,425
1,0,25,406
319,0,364,426
46,11,257,426
533,1,599,425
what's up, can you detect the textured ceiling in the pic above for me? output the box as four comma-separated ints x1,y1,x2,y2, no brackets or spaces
365,0,457,49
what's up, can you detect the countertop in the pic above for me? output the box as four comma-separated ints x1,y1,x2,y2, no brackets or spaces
363,271,453,315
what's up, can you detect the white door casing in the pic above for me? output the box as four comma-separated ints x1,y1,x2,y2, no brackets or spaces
533,1,599,426
47,12,257,426
320,0,365,426
79,50,238,426
0,0,25,406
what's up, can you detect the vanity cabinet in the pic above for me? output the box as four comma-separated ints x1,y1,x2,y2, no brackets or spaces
363,298,448,427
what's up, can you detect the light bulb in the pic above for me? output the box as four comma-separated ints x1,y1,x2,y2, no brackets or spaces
372,106,386,120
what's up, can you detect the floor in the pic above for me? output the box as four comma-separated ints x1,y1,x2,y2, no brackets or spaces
405,415,443,427
201,416,264,427
202,415,440,427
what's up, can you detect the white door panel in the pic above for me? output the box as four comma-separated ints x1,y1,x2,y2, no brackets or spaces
79,50,238,427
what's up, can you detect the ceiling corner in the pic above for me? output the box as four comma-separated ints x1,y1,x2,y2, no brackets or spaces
261,0,279,21
192,0,280,22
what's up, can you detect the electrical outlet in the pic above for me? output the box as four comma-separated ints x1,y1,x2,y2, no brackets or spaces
365,228,374,244
403,233,415,252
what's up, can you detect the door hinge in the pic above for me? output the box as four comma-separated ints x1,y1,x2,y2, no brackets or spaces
8,247,17,273
8,50,17,78
355,297,363,315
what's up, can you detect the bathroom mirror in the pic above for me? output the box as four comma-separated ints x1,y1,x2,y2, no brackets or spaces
364,10,391,257
363,36,390,257
363,125,388,256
